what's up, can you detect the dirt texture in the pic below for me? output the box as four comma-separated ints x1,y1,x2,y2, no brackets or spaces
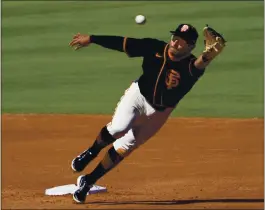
2,114,264,209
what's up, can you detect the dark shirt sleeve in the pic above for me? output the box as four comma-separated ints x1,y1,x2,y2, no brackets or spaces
90,35,160,57
188,57,205,78
123,37,158,57
90,35,124,52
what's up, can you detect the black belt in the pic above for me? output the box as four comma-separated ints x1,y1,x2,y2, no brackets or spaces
152,104,167,112
145,98,167,112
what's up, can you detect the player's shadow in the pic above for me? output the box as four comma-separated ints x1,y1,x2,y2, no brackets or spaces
89,198,264,206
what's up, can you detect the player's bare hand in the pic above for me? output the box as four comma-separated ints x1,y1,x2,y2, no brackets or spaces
69,33,91,50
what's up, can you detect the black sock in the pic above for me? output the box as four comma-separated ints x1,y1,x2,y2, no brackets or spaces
88,163,107,184
88,126,116,156
87,146,124,184
89,140,104,156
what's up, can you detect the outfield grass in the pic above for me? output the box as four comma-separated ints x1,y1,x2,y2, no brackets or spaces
2,1,264,118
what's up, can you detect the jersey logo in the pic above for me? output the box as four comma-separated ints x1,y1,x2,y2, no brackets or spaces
165,69,180,89
181,24,189,32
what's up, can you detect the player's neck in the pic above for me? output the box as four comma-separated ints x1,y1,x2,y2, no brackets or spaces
168,51,191,62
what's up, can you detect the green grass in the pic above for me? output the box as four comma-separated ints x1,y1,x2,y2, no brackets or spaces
2,1,264,118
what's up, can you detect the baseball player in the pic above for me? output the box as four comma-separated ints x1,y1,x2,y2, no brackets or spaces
69,24,226,203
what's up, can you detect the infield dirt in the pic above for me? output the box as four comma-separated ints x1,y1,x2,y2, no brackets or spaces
2,114,264,209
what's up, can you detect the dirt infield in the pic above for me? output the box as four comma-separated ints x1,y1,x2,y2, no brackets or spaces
2,114,264,209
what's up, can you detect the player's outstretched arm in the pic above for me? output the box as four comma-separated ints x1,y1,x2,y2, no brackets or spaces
69,33,158,57
69,33,125,51
194,25,226,70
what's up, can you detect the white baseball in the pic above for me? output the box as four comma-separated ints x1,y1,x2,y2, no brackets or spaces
135,15,146,24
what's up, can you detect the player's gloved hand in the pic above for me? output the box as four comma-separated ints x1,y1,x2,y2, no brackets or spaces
69,33,91,50
202,25,226,62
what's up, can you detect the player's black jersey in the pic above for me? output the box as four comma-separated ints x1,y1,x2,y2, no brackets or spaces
90,35,205,111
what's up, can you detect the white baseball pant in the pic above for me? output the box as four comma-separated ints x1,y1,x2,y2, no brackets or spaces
106,81,174,156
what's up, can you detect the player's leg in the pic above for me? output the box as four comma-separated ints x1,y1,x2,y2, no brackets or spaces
71,82,140,172
73,129,135,203
95,106,174,182
73,107,174,203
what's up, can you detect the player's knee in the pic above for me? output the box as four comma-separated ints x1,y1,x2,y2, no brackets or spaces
99,126,116,145
107,123,130,139
113,141,137,158
113,146,130,158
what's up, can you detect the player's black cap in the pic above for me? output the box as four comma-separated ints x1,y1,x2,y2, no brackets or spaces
170,24,198,45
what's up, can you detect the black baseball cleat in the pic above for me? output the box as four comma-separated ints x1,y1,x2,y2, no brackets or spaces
71,149,97,172
73,175,93,204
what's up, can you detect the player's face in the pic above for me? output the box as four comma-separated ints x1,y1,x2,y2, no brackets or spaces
169,35,194,59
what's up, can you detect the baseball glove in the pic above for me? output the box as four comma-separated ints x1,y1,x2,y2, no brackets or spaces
202,24,226,62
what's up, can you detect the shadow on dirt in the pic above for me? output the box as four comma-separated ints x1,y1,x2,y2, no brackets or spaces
88,198,264,206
